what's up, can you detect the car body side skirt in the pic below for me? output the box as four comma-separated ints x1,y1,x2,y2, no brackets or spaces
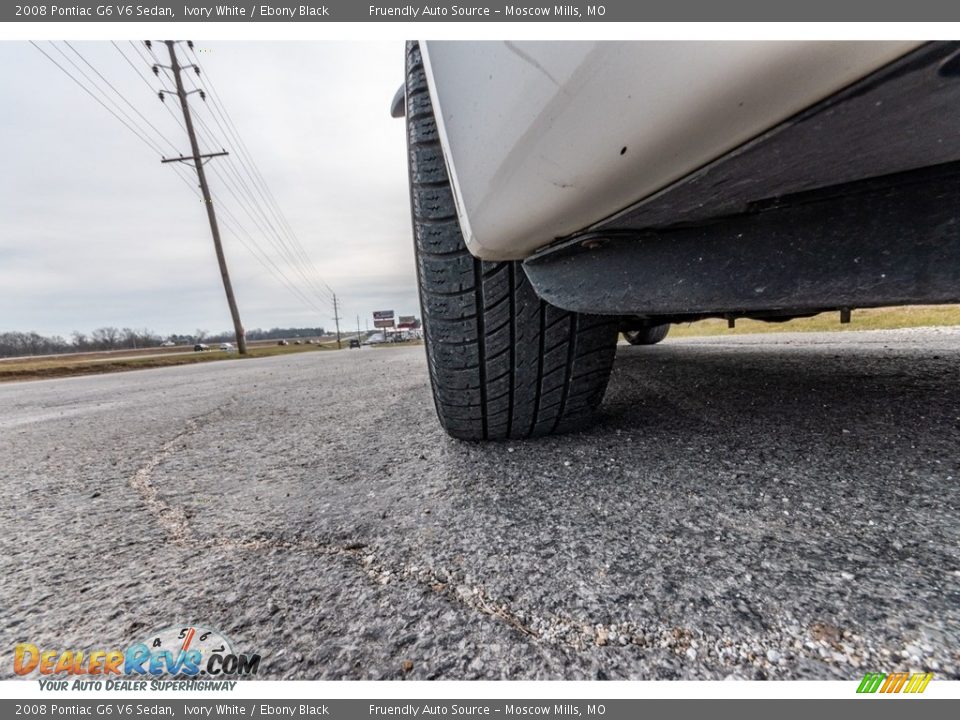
523,42,960,318
523,163,960,316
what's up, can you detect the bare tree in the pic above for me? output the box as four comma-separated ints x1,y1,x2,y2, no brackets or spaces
0,331,70,358
121,328,138,349
90,327,121,350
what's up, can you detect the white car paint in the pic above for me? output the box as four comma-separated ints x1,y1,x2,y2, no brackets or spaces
420,41,921,261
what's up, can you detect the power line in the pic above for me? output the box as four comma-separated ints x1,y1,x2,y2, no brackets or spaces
48,43,165,152
165,111,332,313
170,56,335,309
192,95,336,305
168,162,330,315
130,41,336,315
190,186,330,313
209,162,328,301
161,115,331,315
33,40,337,325
186,47,337,298
64,41,180,155
198,127,336,306
111,40,186,134
182,109,335,306
30,41,164,157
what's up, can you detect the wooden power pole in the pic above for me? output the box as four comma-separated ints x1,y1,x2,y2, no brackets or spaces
160,40,247,355
332,293,342,349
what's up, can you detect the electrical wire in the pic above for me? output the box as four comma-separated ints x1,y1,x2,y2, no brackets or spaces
32,39,334,317
185,49,337,298
190,92,336,306
133,40,336,313
111,40,186,134
189,112,336,305
64,41,180,155
30,41,164,157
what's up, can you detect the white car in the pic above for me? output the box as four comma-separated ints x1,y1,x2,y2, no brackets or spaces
396,41,960,440
219,342,235,352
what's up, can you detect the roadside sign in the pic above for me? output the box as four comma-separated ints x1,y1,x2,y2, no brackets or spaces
373,310,394,320
398,315,416,325
374,319,395,329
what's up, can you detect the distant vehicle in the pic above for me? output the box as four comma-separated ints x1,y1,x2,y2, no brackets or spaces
219,342,235,352
396,41,960,440
349,338,361,349
305,339,313,344
277,340,289,346
193,343,209,352
160,340,176,347
294,340,302,345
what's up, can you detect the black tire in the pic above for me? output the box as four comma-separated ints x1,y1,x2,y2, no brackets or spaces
623,324,670,346
406,42,619,441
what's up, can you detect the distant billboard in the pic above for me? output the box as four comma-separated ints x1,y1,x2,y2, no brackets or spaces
398,315,416,325
374,319,395,329
372,310,394,320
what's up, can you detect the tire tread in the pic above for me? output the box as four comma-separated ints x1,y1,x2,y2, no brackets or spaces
407,42,618,440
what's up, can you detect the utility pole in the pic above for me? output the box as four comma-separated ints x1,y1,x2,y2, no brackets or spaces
332,293,342,349
159,40,247,355
356,314,361,349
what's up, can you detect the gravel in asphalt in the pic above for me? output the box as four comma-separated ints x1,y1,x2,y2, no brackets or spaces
1,328,958,679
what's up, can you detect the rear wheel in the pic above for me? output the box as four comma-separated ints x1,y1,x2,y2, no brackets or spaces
623,324,670,346
406,42,619,441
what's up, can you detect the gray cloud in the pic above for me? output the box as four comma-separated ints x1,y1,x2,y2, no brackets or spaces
0,40,416,337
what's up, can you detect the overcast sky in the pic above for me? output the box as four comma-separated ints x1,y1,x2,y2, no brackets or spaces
0,41,414,338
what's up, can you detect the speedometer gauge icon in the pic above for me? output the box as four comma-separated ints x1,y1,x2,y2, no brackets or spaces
142,625,234,670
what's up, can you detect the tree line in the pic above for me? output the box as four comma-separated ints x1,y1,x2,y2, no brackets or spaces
0,326,328,358
0,328,162,357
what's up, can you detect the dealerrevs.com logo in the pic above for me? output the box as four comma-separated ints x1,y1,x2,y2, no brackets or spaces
14,625,260,689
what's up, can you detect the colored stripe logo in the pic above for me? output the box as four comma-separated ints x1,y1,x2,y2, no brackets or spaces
857,672,933,694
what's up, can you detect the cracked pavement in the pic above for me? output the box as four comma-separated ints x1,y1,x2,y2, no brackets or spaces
1,328,958,679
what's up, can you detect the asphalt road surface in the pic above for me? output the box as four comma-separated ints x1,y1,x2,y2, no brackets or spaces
2,328,958,680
